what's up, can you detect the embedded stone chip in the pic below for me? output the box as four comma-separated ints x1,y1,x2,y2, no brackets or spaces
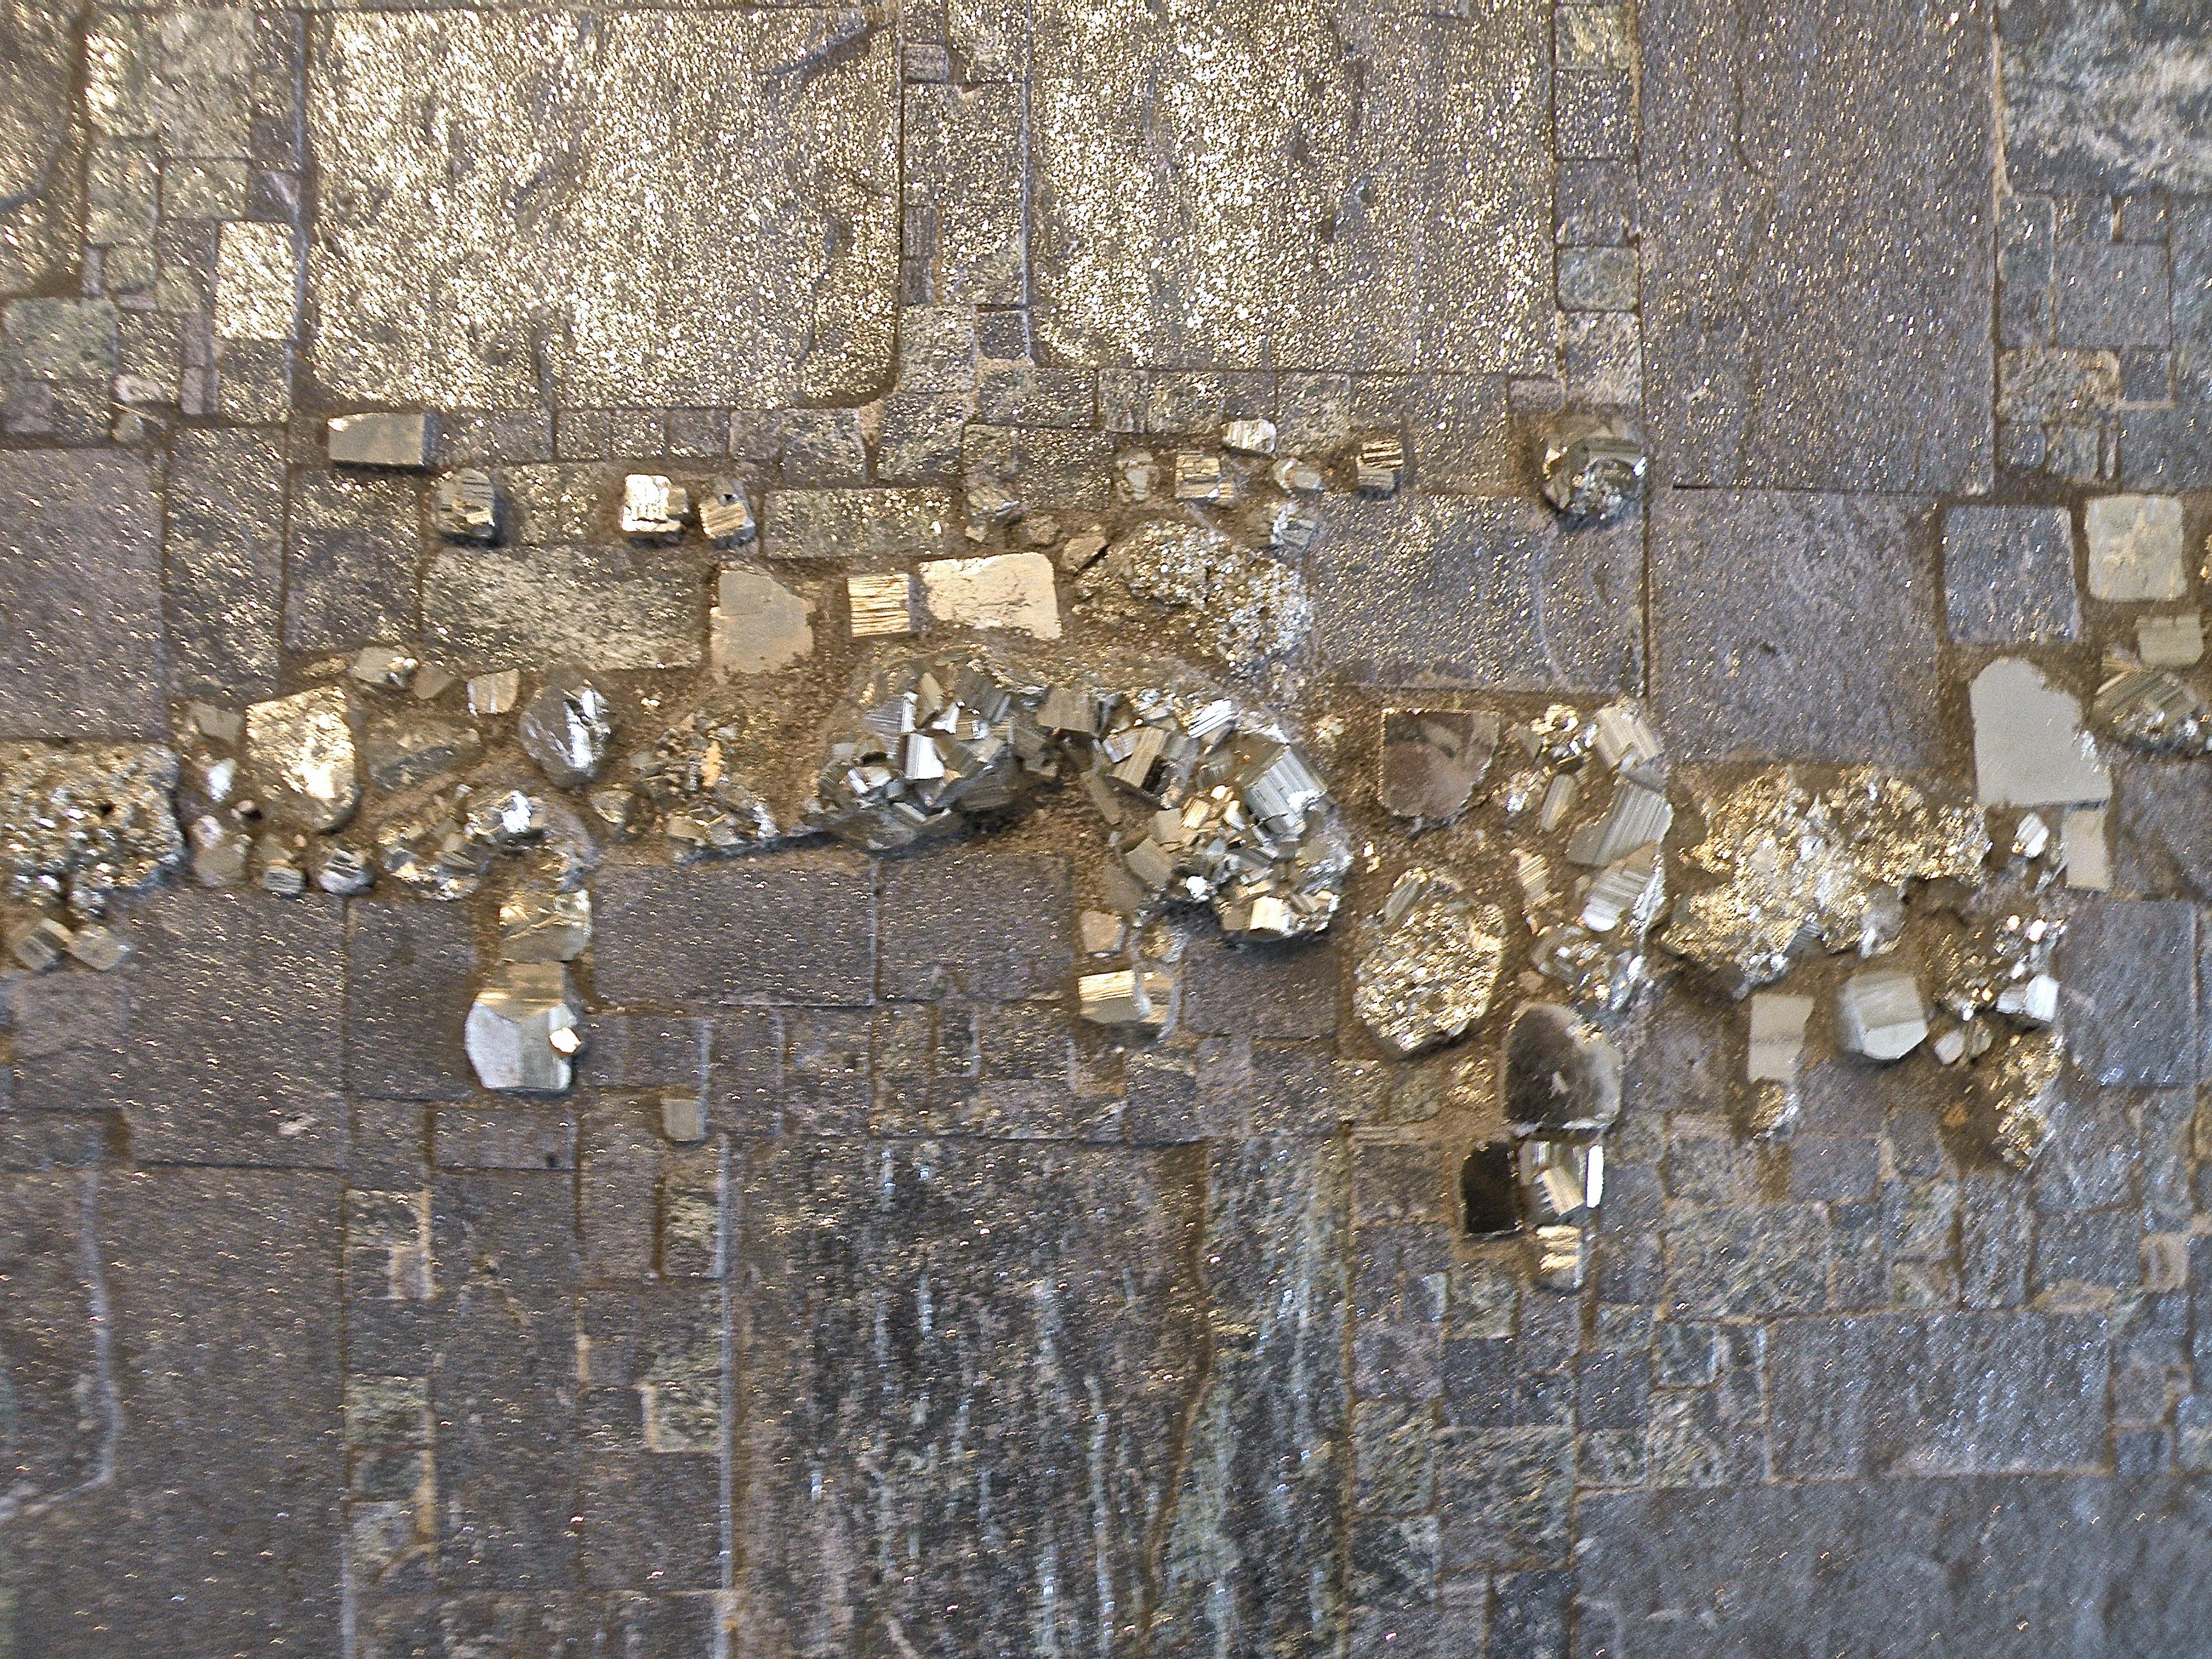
1540,414,1647,523
349,645,419,689
327,411,432,469
1502,1002,1622,1136
1222,417,1277,455
919,552,1062,638
1077,966,1175,1033
499,888,592,962
2085,494,2186,602
467,668,521,717
847,572,918,638
245,685,360,831
699,477,756,548
1378,708,1499,824
2138,612,2204,668
516,665,615,789
1353,435,1405,494
464,962,583,1093
620,474,690,540
431,467,500,544
1969,657,2111,808
1517,1138,1604,1225
1835,966,1929,1062
1747,993,1813,1084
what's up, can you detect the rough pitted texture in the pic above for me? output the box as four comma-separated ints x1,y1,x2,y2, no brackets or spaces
1076,520,1312,674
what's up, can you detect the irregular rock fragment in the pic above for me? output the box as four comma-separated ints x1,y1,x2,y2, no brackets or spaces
327,412,432,469
710,566,813,676
245,686,360,831
1354,435,1404,494
467,668,521,717
464,962,583,1093
1565,778,1672,866
620,474,689,540
1540,414,1647,523
1172,451,1225,502
1578,843,1663,935
431,467,500,544
8,916,70,971
1074,520,1311,672
189,814,252,888
1969,659,2112,806
517,666,614,788
363,717,481,792
699,477,756,548
920,552,1062,638
2137,612,2203,668
1378,708,1498,824
2085,494,2186,602
1835,967,1928,1062
1517,1137,1603,1224
2062,806,2110,891
1222,417,1276,454
65,922,130,971
1979,1030,2061,1170
1076,965,1175,1033
630,707,782,859
1744,990,1811,1136
846,572,917,637
499,888,591,962
349,645,419,689
0,742,183,917
1502,1002,1622,1135
2093,662,2212,754
1353,870,1508,1058
312,843,375,896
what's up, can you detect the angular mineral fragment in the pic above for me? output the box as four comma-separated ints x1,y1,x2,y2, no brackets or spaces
499,888,591,962
1578,843,1663,935
65,922,130,971
1529,1223,1589,1293
327,411,431,469
1835,967,1928,1062
466,668,521,717
1980,1030,2061,1170
8,916,70,971
919,552,1061,638
1378,708,1498,824
1222,417,1277,455
846,572,917,638
699,477,756,548
1744,991,1812,1137
0,742,183,917
431,467,500,544
312,843,375,896
1517,1138,1604,1224
710,566,813,676
1564,778,1672,867
349,645,419,689
620,474,689,540
464,963,583,1093
2138,612,2203,668
363,717,480,793
516,666,614,789
1970,659,2111,806
1173,451,1225,502
1354,435,1404,494
1076,966,1175,1033
1270,456,1326,494
1502,1002,1622,1136
245,686,359,831
1353,870,1508,1058
2093,663,2212,755
1540,414,1646,523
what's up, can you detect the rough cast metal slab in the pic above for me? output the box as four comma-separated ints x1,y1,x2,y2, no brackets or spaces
1640,0,1994,491
306,8,897,409
1030,0,1552,373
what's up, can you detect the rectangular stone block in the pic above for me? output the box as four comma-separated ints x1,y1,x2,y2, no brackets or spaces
1641,0,1993,490
1030,0,1550,375
0,450,167,740
1312,495,1641,691
1652,489,1941,766
306,9,897,408
164,427,285,701
762,486,954,560
2003,4,2212,195
594,853,876,1007
424,544,704,671
284,471,418,652
2060,900,2196,1088
878,847,1071,1001
347,900,475,1101
903,82,1024,304
434,1107,578,1171
1767,1313,2110,1478
1941,504,2079,645
1661,1203,1832,1319
1436,1426,1572,1572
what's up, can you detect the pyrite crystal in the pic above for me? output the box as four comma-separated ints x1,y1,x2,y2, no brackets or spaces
1353,870,1507,1058
245,686,361,831
1540,414,1647,523
464,962,583,1093
1501,1002,1623,1136
431,466,500,543
517,666,615,788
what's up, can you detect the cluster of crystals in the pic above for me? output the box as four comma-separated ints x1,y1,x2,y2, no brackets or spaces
1538,413,1647,524
1352,870,1508,1058
374,785,583,902
805,652,1349,944
2093,660,2212,755
1664,768,1990,997
628,708,781,859
464,887,591,1093
1073,520,1312,675
0,742,183,920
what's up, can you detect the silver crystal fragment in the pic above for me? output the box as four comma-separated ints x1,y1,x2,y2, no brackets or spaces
327,411,431,469
1517,1138,1604,1224
1529,1223,1588,1293
1379,708,1498,825
8,917,70,971
431,467,499,544
467,668,521,717
349,645,419,690
2093,662,2212,756
620,474,689,540
1353,435,1404,494
313,843,375,896
2138,612,2204,668
1564,779,1672,867
500,888,591,962
65,922,129,971
1994,971,2060,1028
1173,451,1224,502
1076,966,1175,1033
847,572,917,638
1579,843,1663,934
1270,455,1326,494
711,565,814,676
1540,415,1647,523
699,477,756,548
1590,698,1664,776
1835,967,1928,1062
245,686,359,831
464,962,583,1093
1222,417,1277,455
1353,870,1507,1058
517,666,614,789
1502,1002,1622,1136
1747,993,1812,1084
1971,658,2111,806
